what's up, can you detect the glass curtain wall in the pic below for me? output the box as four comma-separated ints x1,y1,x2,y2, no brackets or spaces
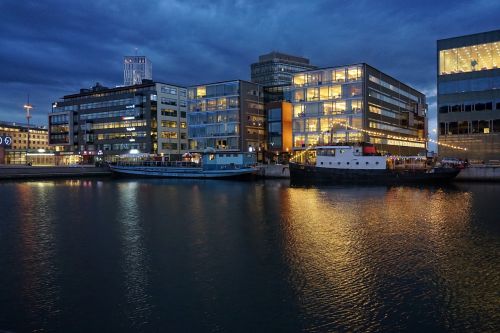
187,82,241,150
291,65,364,148
439,41,500,75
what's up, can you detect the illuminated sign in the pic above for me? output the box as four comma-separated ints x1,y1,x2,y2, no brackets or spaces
125,105,135,109
122,116,135,120
0,135,13,147
126,127,136,131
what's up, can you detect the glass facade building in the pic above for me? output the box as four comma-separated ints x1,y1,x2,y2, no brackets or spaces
187,80,265,154
437,30,500,161
291,64,427,156
251,52,317,86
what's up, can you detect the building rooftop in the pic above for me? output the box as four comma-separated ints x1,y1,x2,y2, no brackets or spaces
257,51,311,65
0,120,47,130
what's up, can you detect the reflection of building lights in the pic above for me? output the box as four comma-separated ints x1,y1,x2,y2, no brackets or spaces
130,149,140,154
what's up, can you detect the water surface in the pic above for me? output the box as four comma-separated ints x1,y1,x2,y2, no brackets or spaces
0,179,498,332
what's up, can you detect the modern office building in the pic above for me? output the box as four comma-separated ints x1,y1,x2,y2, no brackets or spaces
124,56,153,86
290,63,427,156
49,81,188,162
251,51,317,86
437,30,500,161
187,80,265,156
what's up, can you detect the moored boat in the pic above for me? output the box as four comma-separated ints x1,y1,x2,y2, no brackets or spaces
109,151,257,179
289,144,461,185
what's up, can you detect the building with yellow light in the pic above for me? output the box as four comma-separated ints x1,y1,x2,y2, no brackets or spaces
437,29,500,161
0,121,54,165
290,64,427,156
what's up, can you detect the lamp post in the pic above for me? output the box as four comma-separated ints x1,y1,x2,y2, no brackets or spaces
23,96,33,165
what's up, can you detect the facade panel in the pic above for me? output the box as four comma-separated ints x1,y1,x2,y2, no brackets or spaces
437,30,500,161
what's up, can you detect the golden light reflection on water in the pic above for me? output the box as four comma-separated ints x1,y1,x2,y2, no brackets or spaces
117,182,152,328
279,185,497,331
16,182,60,327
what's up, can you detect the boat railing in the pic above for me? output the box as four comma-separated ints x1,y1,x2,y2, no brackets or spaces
114,161,201,168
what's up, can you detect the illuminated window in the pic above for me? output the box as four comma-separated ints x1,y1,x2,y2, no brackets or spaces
306,118,318,132
217,98,227,110
307,134,319,146
439,41,500,75
293,74,306,86
347,66,362,81
293,104,305,118
294,89,305,102
322,102,334,115
334,69,346,82
319,86,329,100
330,85,342,99
334,101,346,113
196,86,206,98
161,121,177,128
294,135,305,147
306,88,319,101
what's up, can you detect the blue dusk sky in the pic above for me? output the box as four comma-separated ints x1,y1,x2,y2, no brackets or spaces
0,0,499,129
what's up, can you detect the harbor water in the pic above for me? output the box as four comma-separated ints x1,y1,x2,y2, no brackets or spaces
0,179,499,332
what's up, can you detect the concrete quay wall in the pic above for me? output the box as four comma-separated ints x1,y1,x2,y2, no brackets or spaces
0,166,112,180
258,164,290,178
456,165,500,181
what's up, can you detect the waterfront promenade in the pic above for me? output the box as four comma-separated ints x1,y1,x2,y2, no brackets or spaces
2,164,500,181
0,165,111,180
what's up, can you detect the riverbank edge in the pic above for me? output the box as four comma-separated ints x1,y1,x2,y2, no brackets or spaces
1,164,500,182
0,166,112,180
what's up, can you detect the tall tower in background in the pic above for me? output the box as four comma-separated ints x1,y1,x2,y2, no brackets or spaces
250,51,317,86
123,55,152,86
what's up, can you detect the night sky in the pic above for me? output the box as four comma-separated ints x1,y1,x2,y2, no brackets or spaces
0,0,499,128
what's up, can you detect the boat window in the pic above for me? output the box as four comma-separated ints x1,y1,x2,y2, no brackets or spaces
233,154,238,157
317,149,335,156
329,162,332,165
320,162,323,165
376,162,379,165
219,154,224,157
347,162,350,165
338,162,341,165
209,154,215,160
366,162,369,165
356,162,359,165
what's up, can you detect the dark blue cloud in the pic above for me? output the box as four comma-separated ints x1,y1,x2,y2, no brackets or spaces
0,0,498,126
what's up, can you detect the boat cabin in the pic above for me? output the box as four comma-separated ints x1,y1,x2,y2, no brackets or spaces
314,145,429,170
202,152,256,171
315,146,387,170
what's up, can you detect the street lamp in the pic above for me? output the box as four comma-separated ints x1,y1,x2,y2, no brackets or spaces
23,96,33,165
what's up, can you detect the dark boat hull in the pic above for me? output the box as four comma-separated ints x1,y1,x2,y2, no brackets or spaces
289,162,461,185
